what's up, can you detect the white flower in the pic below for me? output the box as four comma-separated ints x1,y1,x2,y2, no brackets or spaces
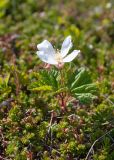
36,36,80,66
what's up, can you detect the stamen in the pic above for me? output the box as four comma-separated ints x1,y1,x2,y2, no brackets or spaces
55,49,63,63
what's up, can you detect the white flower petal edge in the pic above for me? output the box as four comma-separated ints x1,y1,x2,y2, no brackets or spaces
61,36,73,58
37,40,55,56
36,36,80,67
63,50,80,62
36,51,58,65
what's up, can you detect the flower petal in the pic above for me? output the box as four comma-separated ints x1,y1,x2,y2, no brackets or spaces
36,51,58,65
37,40,55,56
63,50,80,62
61,35,73,58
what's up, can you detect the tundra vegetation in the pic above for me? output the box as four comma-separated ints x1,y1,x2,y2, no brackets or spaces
0,0,114,159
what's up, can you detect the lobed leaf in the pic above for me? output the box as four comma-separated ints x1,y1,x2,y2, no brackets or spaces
71,68,92,90
69,68,98,104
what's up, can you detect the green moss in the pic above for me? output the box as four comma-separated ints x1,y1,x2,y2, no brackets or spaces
0,0,114,159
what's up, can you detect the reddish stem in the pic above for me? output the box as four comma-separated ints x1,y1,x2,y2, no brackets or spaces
59,93,67,111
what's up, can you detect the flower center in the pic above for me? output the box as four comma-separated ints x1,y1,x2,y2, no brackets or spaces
55,50,63,63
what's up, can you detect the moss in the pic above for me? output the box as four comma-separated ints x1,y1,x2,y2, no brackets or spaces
0,0,114,159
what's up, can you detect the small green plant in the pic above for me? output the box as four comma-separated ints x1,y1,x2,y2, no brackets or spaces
0,0,114,159
29,36,97,111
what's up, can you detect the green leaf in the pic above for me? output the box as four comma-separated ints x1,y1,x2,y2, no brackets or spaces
0,73,10,87
71,68,92,90
74,93,97,104
71,83,97,94
29,85,52,91
29,69,59,93
40,70,58,90
70,68,98,104
51,87,68,96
